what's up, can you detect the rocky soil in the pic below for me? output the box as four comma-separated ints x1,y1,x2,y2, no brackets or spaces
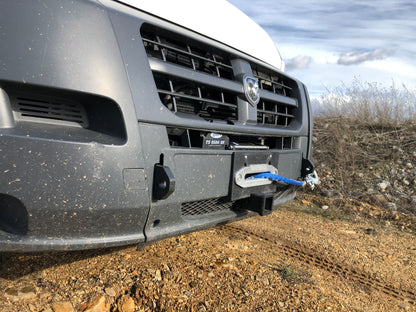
311,117,416,232
1,117,415,312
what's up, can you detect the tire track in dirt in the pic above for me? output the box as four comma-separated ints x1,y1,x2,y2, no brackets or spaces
223,224,416,305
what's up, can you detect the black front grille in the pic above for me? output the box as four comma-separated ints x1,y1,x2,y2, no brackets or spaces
251,65,298,127
13,96,88,126
141,24,238,123
141,23,300,128
154,73,238,122
181,197,243,216
257,100,295,127
252,65,293,97
142,27,234,80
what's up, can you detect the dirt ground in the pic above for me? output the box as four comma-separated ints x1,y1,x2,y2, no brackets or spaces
1,197,415,312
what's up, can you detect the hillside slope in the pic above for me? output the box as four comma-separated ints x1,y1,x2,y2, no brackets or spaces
307,117,416,232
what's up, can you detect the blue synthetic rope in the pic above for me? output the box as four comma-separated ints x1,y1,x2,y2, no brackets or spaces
251,172,304,187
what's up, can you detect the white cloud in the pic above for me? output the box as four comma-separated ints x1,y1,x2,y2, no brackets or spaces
337,49,394,65
285,55,313,70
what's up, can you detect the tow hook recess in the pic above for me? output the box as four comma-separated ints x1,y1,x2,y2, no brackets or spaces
153,164,176,200
246,193,274,216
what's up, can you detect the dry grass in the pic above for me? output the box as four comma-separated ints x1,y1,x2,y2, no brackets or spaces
313,118,416,183
315,79,416,128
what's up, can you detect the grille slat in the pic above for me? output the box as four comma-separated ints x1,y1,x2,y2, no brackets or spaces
148,58,243,94
157,89,238,109
257,110,295,118
258,90,298,108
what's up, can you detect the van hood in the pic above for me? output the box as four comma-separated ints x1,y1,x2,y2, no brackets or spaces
114,0,284,71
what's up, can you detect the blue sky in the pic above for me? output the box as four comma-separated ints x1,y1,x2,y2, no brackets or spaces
228,0,416,99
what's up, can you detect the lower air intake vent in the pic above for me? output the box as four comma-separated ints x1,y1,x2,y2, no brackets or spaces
2,80,127,144
181,197,243,216
167,127,296,150
14,96,88,127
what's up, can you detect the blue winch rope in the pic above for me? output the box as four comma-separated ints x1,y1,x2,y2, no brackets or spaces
251,172,304,187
